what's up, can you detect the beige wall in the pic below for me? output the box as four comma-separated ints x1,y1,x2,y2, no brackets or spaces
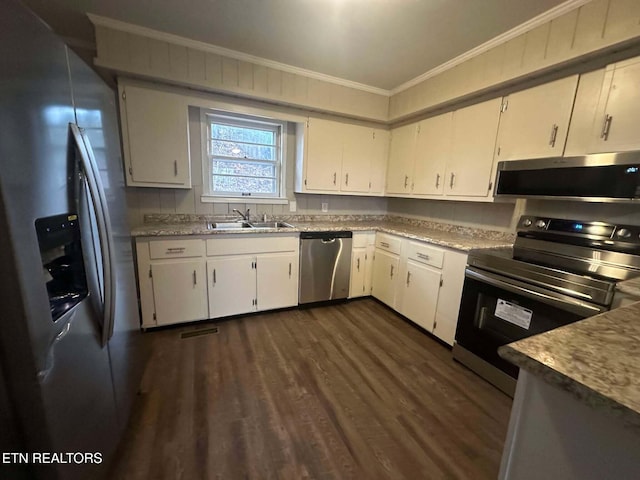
125,107,387,227
386,198,520,233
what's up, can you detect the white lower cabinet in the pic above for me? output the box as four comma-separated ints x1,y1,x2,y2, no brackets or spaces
370,234,467,346
207,256,256,318
256,252,299,311
206,235,299,319
397,260,441,332
432,250,468,346
136,234,299,327
371,233,402,307
151,260,208,326
350,232,375,298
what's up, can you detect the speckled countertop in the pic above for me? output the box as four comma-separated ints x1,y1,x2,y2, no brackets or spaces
499,301,640,428
617,276,640,298
131,214,515,252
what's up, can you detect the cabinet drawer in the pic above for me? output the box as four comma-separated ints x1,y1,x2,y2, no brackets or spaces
375,233,402,255
149,239,205,259
406,241,444,269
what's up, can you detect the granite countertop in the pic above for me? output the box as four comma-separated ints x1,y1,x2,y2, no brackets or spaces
131,215,515,252
617,276,640,298
499,301,640,429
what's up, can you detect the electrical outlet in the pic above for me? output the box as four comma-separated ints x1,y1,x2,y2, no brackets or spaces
321,202,328,212
289,200,297,212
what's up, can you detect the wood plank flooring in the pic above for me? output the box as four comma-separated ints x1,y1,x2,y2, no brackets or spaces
110,298,512,480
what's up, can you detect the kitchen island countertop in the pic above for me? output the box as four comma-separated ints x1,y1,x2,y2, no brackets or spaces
499,300,640,429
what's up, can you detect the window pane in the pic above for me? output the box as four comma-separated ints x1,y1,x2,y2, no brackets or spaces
212,160,275,178
211,124,275,145
212,140,275,160
213,175,276,194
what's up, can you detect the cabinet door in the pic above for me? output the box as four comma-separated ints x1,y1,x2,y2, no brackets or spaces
207,257,256,318
305,118,342,191
433,250,467,346
342,124,375,193
256,253,298,311
446,98,502,197
589,58,640,153
151,260,207,326
398,261,441,332
386,123,417,194
371,249,399,308
349,248,367,298
564,69,607,156
364,244,375,295
121,84,190,188
496,75,579,160
369,129,390,194
412,113,452,195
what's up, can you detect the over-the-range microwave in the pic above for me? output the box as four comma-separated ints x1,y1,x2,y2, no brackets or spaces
494,152,640,202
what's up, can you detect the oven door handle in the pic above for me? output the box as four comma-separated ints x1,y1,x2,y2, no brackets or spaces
465,267,606,317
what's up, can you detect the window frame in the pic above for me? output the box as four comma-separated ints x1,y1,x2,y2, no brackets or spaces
201,109,287,202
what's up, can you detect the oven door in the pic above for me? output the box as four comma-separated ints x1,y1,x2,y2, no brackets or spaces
455,266,607,379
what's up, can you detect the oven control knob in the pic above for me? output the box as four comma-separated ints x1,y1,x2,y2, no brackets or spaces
616,228,631,239
523,219,532,227
535,220,547,229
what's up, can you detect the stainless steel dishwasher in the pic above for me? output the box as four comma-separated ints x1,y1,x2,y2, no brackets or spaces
299,231,352,304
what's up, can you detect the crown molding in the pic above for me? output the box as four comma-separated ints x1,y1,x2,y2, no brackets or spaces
390,0,592,95
87,13,391,97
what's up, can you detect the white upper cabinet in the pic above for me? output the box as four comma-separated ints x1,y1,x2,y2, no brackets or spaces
446,98,502,197
564,69,607,156
118,83,191,188
412,113,452,196
386,123,417,195
495,75,579,161
303,118,343,191
298,118,389,195
589,57,640,153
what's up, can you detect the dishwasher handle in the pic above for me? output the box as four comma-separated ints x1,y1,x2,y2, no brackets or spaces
300,231,353,240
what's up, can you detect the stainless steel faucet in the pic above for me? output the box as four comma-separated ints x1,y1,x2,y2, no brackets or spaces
232,208,250,222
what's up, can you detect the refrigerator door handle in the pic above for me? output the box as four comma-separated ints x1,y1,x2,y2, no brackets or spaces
70,123,115,346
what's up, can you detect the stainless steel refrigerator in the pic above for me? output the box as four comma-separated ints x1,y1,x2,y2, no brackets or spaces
0,1,145,478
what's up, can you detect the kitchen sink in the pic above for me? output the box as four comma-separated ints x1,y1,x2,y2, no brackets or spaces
208,221,252,229
248,221,295,229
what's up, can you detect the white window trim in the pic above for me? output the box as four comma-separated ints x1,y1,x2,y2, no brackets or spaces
200,108,289,202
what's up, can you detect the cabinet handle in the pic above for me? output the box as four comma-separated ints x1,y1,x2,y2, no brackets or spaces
549,124,559,147
166,247,185,253
174,160,178,176
601,114,613,141
404,175,409,188
357,258,360,271
289,262,292,278
345,173,349,186
406,271,411,286
390,265,394,279
449,172,455,189
333,172,337,185
213,269,216,285
416,252,430,261
193,270,197,285
380,241,390,248
435,173,440,188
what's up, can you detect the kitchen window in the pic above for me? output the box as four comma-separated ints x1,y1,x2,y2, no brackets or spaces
203,111,285,199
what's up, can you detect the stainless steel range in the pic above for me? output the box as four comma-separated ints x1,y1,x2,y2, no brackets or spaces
453,216,640,396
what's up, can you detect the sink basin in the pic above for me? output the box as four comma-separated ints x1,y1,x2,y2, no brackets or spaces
208,221,252,229
248,221,295,229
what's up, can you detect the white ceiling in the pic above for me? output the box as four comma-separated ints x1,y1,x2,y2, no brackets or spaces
24,0,569,90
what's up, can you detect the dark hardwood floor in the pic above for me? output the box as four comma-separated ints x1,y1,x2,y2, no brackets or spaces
110,298,512,480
